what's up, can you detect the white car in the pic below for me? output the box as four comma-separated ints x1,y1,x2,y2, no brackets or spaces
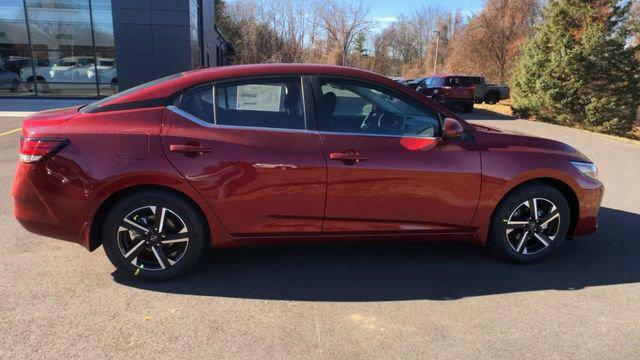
48,56,96,82
85,58,117,85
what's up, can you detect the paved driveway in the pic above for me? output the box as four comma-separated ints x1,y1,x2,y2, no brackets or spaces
1,109,639,359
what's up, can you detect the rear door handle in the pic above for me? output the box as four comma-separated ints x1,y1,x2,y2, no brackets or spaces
169,144,212,155
329,150,367,164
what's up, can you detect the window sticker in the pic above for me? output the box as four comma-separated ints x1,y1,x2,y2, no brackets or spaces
236,84,282,112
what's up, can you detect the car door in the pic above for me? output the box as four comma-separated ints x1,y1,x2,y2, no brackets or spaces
161,76,327,236
312,77,481,234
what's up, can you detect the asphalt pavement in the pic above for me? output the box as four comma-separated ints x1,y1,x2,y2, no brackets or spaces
1,104,639,359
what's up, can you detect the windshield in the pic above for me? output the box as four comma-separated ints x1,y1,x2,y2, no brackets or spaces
80,73,183,113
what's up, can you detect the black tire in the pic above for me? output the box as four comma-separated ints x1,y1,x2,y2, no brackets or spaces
488,183,570,263
102,190,206,280
462,103,474,113
484,92,500,104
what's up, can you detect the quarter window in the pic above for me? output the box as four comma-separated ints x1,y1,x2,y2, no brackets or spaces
316,79,441,137
178,85,214,124
215,78,305,129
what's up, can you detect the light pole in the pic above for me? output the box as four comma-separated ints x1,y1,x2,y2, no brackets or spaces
433,30,440,74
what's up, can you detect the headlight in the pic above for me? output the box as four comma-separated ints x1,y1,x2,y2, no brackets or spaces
571,161,598,180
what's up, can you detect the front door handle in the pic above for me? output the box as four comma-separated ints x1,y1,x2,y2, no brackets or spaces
169,144,212,156
329,150,367,164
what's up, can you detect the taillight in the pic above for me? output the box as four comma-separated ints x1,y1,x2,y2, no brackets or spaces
19,137,69,163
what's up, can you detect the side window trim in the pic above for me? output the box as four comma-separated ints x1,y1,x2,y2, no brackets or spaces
171,76,318,133
310,76,443,139
167,105,215,128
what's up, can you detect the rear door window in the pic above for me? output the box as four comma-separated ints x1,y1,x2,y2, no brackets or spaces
214,78,305,130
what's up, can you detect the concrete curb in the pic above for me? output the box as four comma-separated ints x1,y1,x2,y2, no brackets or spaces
0,112,36,117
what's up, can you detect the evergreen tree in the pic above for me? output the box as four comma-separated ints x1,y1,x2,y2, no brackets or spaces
512,0,640,135
354,32,368,57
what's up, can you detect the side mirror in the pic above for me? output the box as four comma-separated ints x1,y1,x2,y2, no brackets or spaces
442,117,464,140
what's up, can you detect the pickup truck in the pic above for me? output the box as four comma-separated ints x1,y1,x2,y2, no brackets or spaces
415,75,476,112
469,76,510,104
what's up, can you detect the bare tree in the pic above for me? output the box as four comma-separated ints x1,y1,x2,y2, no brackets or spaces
446,0,541,83
371,7,460,77
315,0,375,66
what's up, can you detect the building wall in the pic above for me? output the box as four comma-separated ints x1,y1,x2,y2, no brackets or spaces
111,0,210,90
0,0,227,97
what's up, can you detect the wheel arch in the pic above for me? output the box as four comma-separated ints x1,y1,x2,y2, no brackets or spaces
492,177,580,236
88,184,211,252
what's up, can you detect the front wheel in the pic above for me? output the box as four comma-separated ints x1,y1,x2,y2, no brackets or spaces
102,190,206,280
488,183,570,263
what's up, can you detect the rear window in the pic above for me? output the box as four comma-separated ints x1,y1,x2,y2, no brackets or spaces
80,73,182,113
444,76,472,86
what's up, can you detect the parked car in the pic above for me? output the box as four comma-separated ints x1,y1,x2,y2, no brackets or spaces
0,64,19,92
12,64,603,280
20,56,101,84
406,77,426,89
85,58,117,88
416,75,476,112
470,76,510,104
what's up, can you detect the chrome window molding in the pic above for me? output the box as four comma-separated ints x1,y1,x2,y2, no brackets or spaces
318,130,439,140
167,105,216,128
167,105,440,140
166,105,316,134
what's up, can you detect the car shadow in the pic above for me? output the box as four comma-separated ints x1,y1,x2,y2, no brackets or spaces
114,207,640,301
459,106,517,121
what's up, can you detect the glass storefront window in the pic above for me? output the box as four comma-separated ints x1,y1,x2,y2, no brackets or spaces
0,0,117,97
0,0,33,95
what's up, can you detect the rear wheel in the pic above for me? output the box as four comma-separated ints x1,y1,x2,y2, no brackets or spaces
484,92,500,104
102,190,206,280
488,183,570,263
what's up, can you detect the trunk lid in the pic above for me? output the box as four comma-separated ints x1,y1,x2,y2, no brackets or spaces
22,106,81,137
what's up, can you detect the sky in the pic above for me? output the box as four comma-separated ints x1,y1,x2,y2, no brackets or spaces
367,0,485,30
227,0,486,29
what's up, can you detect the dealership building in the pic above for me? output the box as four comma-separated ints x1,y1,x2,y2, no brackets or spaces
0,0,233,98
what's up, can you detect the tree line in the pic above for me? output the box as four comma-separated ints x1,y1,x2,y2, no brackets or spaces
216,0,543,83
217,0,640,137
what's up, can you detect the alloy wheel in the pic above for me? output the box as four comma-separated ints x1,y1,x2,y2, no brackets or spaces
117,206,190,271
505,198,561,255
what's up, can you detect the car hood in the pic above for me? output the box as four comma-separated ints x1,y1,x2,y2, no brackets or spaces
472,124,591,162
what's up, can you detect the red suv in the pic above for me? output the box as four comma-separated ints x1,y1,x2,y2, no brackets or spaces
12,64,603,280
416,75,475,112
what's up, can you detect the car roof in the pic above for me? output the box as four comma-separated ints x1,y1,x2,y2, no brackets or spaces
102,64,401,103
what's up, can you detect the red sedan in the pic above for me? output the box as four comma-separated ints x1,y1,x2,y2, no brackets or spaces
12,64,603,280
